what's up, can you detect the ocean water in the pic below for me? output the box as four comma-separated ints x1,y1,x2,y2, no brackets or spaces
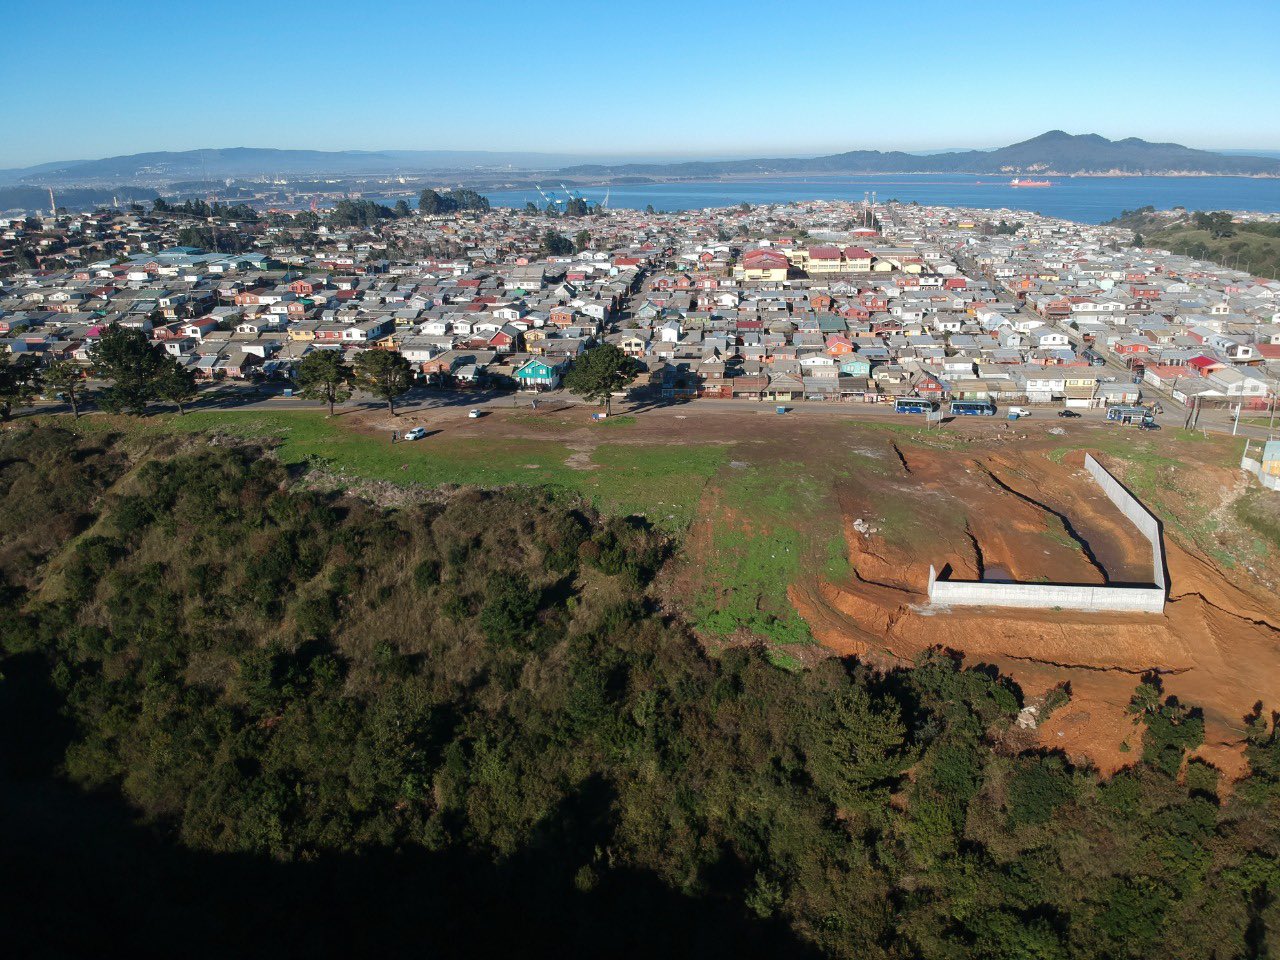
477,174,1280,224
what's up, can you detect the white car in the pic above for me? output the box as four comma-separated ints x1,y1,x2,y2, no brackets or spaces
468,409,482,419
402,427,427,441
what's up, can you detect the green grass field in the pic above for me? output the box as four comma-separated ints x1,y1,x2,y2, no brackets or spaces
52,411,725,533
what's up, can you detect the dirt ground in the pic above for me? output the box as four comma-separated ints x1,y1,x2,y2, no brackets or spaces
348,401,1280,777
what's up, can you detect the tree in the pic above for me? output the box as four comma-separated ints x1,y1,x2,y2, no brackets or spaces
565,197,589,218
354,350,413,415
541,229,574,258
479,572,539,648
806,685,909,814
330,200,395,228
154,358,199,415
573,229,592,252
419,188,490,216
524,202,539,215
419,189,444,215
43,359,88,418
1193,210,1235,239
91,324,167,415
393,199,411,218
0,353,40,422
296,349,352,415
562,344,638,415
644,204,656,215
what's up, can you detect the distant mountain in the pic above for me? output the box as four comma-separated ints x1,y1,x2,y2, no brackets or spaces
560,132,1280,178
0,148,617,186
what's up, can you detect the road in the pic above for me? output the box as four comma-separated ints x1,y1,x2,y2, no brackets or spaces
19,379,1269,444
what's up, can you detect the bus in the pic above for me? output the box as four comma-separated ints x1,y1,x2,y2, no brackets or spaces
949,399,997,417
894,398,936,414
1105,404,1154,426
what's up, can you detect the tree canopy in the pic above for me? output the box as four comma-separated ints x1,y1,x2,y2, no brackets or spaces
296,349,353,415
562,344,639,414
540,229,574,257
0,352,40,421
354,349,414,414
418,189,490,216
91,324,171,415
42,359,88,418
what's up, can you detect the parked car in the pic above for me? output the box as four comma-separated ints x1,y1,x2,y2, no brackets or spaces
403,427,427,441
468,409,482,419
1058,410,1082,418
1006,406,1030,418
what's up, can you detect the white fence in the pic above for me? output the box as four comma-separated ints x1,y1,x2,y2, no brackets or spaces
927,454,1166,614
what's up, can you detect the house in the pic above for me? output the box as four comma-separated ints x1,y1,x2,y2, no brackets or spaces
617,334,647,357
839,356,872,377
487,325,520,354
179,317,220,340
515,358,565,391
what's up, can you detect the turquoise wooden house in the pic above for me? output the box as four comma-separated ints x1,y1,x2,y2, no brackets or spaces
839,356,872,377
515,358,565,391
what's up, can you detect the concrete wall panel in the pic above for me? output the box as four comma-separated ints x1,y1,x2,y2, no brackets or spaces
926,455,1166,614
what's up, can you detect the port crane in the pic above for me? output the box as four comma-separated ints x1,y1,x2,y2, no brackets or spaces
534,184,563,208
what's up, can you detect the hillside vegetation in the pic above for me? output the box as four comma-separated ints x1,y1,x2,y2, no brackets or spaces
1109,207,1280,279
1146,224,1280,279
4,424,1280,959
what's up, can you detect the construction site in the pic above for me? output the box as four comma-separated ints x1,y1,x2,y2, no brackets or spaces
159,401,1280,778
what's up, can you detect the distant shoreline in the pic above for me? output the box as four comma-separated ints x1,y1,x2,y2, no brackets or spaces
579,171,1280,186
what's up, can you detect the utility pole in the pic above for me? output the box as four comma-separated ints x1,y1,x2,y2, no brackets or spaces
1232,401,1242,436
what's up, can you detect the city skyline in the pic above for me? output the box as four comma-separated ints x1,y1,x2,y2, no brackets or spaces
4,0,1279,168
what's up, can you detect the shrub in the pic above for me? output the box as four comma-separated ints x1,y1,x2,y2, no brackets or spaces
478,572,539,648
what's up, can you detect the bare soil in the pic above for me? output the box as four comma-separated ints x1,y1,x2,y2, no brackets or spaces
350,402,1280,776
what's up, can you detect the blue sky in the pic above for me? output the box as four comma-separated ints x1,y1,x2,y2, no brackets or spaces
3,0,1278,167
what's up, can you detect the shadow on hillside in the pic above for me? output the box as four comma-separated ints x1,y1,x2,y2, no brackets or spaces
0,653,822,960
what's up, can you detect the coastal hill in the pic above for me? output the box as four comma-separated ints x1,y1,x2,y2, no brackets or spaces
0,148,609,186
5,133,1278,189
561,131,1280,178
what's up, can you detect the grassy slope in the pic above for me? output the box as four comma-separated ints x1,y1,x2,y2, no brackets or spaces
56,411,726,533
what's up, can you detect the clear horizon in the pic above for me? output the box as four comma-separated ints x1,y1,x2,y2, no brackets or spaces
3,0,1278,168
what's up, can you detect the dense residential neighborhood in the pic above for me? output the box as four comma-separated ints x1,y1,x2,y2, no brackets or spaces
3,196,1280,413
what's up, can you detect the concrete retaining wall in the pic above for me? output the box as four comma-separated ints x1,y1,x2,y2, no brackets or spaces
1083,454,1165,592
1241,455,1280,491
927,454,1165,614
927,565,1166,613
